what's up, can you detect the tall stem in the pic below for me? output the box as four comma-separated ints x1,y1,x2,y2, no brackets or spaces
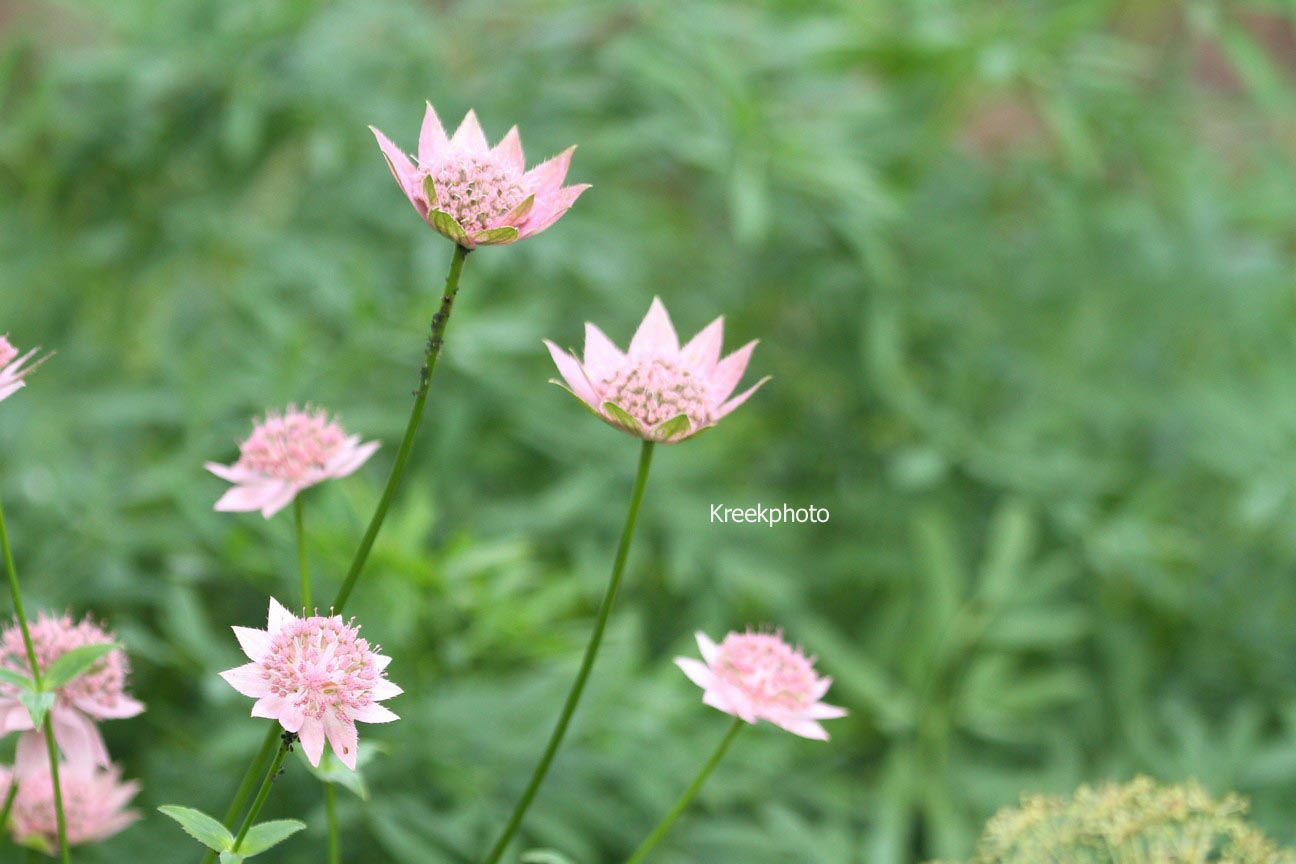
0,498,71,863
481,440,656,864
294,497,310,613
332,242,469,614
624,718,744,864
325,781,340,864
230,738,293,852
198,726,278,864
0,779,16,828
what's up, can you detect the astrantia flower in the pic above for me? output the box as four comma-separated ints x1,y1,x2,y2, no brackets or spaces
545,298,769,443
675,630,846,740
0,336,46,404
0,614,143,773
205,406,379,519
371,103,589,248
7,762,140,849
220,598,401,770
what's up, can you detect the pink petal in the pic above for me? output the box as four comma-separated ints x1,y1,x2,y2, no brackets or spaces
701,687,740,720
516,183,589,239
715,376,770,420
79,694,145,720
299,718,325,767
543,340,599,407
0,701,34,734
778,718,830,741
674,657,715,690
352,702,399,724
372,653,393,672
214,482,285,514
278,703,306,734
233,626,271,662
370,679,402,701
258,482,303,519
14,730,44,778
523,146,576,195
204,462,263,484
325,439,380,479
808,701,848,720
680,317,725,374
250,694,287,721
220,663,270,699
629,297,680,358
52,708,110,767
491,125,524,174
418,102,449,165
709,340,758,404
324,712,359,770
695,632,720,665
449,109,489,154
370,126,424,216
267,597,296,633
581,323,625,382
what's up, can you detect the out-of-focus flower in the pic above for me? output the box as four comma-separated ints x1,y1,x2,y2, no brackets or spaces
0,336,46,404
6,762,140,850
675,630,845,740
220,598,401,770
205,406,379,519
0,614,143,774
545,298,769,443
371,103,588,248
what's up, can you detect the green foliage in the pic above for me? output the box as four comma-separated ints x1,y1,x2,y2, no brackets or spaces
1,0,1296,862
158,805,305,861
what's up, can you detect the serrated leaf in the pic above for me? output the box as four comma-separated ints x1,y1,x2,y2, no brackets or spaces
0,668,35,691
236,819,306,855
650,412,692,442
601,402,643,436
471,225,518,244
18,690,55,727
158,805,234,852
42,643,120,691
430,210,467,244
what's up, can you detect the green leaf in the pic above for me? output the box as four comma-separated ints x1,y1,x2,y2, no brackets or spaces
651,413,692,442
601,402,643,436
18,690,55,727
158,805,234,852
521,851,579,864
430,210,467,245
0,668,35,691
219,852,244,864
42,643,120,691
237,819,306,855
296,746,375,800
504,193,534,223
421,173,437,204
471,225,519,245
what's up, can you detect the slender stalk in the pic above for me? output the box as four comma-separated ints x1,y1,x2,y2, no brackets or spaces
332,242,469,614
294,497,310,612
198,726,278,864
230,737,293,852
481,440,656,864
0,779,17,829
624,718,744,864
325,781,340,864
0,499,71,863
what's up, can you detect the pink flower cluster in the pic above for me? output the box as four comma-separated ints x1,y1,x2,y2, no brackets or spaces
0,335,45,404
0,614,142,848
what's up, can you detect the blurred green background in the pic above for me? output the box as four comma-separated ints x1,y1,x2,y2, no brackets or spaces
3,0,1296,861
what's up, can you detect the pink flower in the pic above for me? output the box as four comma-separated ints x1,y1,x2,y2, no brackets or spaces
0,614,143,774
6,762,140,849
370,103,589,248
0,336,46,404
220,598,401,770
205,406,379,519
675,630,847,741
544,298,770,443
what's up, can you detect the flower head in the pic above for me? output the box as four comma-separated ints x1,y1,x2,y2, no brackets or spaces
6,762,140,850
220,598,401,770
371,103,589,248
545,298,769,443
205,405,379,519
0,335,47,404
675,630,846,740
0,614,143,772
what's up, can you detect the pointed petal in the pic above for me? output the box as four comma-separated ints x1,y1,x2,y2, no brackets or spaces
681,317,725,374
52,708,110,767
299,718,326,766
81,693,145,720
629,297,680,358
516,183,589,239
450,109,489,154
543,340,598,407
696,632,720,665
523,146,576,195
214,482,282,514
370,126,418,196
250,695,287,721
352,702,399,724
268,597,296,633
674,657,715,690
14,730,45,778
581,323,625,382
259,481,302,519
709,340,758,403
324,712,359,770
418,102,449,165
204,462,262,484
233,626,271,662
372,653,393,672
808,701,848,720
220,663,270,699
702,687,741,719
779,718,830,741
715,376,770,420
370,679,402,701
325,439,380,479
491,125,524,173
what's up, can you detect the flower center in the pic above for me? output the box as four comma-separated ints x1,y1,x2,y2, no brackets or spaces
599,357,712,431
716,634,817,710
238,410,346,482
262,616,380,721
423,153,526,234
0,338,16,369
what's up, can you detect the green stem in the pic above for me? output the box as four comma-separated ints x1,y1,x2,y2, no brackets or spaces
230,738,293,852
332,242,469,615
294,497,310,612
0,499,71,864
197,725,280,864
0,779,15,827
481,440,656,864
624,718,744,864
325,782,340,864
